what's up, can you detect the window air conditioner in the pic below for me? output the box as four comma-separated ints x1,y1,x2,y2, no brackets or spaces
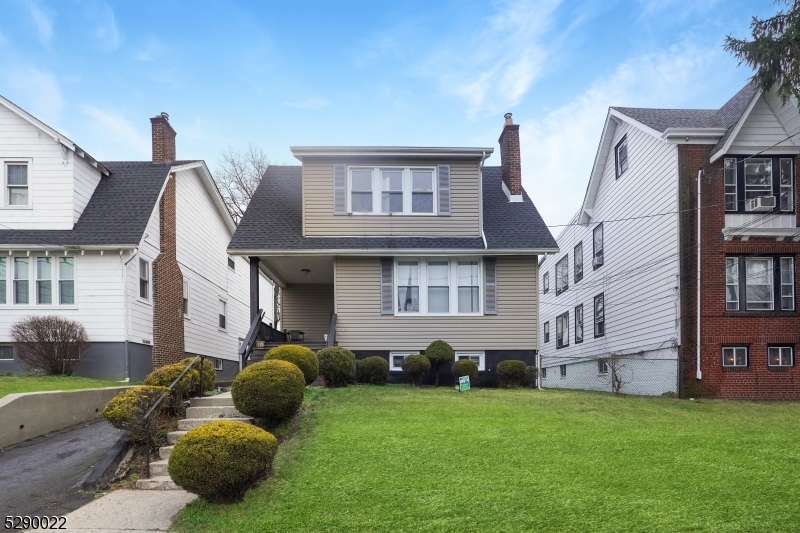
593,254,604,267
746,196,776,212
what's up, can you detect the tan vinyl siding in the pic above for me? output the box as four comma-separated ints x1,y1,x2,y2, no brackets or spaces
281,284,334,342
302,158,480,236
334,256,537,350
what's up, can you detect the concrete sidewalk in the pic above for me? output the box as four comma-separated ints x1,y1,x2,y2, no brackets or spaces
30,490,197,532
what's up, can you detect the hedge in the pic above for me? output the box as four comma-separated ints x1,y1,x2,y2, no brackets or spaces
356,356,389,385
451,359,479,383
231,360,305,423
317,346,356,387
264,345,319,385
497,360,528,388
102,385,169,443
402,354,431,386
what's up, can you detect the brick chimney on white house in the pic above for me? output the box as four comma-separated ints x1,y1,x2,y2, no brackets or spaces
150,112,176,163
498,112,523,202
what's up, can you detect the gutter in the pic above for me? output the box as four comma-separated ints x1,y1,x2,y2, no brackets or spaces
228,247,560,257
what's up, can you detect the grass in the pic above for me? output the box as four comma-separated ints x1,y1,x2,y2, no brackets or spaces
0,374,125,398
175,386,800,533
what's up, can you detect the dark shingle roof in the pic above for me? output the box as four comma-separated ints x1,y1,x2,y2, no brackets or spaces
228,165,557,252
611,107,719,132
0,161,196,247
710,82,759,153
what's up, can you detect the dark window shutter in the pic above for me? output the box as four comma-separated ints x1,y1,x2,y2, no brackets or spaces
484,257,497,315
380,258,393,315
438,165,451,216
334,164,346,215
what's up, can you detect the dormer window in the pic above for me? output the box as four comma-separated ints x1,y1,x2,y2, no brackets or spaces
6,163,29,206
347,167,438,215
614,136,628,178
722,156,795,213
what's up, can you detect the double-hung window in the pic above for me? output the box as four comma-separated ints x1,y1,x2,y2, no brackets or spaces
615,136,628,178
725,156,795,213
722,346,748,368
0,258,6,304
14,257,29,304
427,261,449,313
575,304,583,343
556,312,569,348
411,170,434,213
724,158,738,211
395,259,481,315
6,163,29,206
36,257,52,305
543,272,549,294
574,242,583,283
594,293,605,337
351,169,374,213
726,255,795,311
183,280,190,316
397,261,420,313
780,158,795,211
139,259,150,300
543,321,550,343
218,300,227,330
593,224,604,268
59,257,74,305
457,261,479,313
555,256,569,295
768,346,793,367
349,167,437,215
381,169,403,213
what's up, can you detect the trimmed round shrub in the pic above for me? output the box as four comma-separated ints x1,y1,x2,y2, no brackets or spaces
144,363,199,396
524,365,539,388
451,359,479,383
264,344,319,385
425,340,455,386
497,360,528,388
231,360,305,423
317,347,356,387
181,357,216,393
356,356,389,385
168,420,278,503
102,385,169,443
402,354,431,386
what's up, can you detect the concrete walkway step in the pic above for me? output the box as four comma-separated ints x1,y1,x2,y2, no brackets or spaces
178,417,253,431
167,431,187,444
186,405,247,418
149,459,169,477
159,445,173,460
190,394,233,407
135,475,179,490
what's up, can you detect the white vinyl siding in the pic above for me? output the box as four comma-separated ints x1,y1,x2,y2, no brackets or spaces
281,284,334,343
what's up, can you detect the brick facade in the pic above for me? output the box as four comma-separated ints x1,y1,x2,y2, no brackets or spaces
152,174,185,368
498,113,522,196
678,145,800,399
150,114,176,163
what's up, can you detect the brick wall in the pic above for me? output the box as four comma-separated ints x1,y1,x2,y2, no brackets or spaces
678,145,800,399
152,174,185,368
498,114,522,196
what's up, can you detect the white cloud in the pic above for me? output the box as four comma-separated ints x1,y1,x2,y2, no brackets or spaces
135,36,163,61
78,105,149,158
2,66,64,120
519,38,724,230
418,0,562,117
26,0,54,45
80,1,121,51
285,98,329,110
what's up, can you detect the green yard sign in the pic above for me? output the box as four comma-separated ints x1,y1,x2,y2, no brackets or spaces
459,375,470,392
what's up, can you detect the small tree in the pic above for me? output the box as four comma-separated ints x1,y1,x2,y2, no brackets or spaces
11,315,91,375
597,355,631,395
425,340,454,386
214,145,271,224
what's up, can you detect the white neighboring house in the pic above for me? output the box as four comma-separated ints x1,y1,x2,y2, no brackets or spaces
0,95,274,381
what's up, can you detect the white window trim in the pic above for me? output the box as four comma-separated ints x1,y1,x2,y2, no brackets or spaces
0,253,77,308
213,357,223,371
724,158,738,212
2,159,33,209
347,166,438,216
0,345,13,361
137,257,151,304
218,298,227,332
767,346,793,368
58,255,76,306
227,257,236,271
183,279,190,318
745,257,774,311
35,256,54,306
597,359,608,375
722,346,748,368
455,351,485,371
389,351,418,372
394,257,483,316
559,364,567,378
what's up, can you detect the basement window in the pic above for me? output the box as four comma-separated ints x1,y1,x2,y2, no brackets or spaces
768,347,793,368
722,346,748,368
389,352,417,372
0,345,12,360
214,358,224,371
560,364,567,378
455,352,485,371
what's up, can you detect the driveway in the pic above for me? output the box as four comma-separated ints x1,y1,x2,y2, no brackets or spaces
0,419,124,517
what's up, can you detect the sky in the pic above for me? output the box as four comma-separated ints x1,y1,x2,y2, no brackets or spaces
0,0,774,228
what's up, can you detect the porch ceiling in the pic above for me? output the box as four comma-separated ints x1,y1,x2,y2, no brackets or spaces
261,255,334,285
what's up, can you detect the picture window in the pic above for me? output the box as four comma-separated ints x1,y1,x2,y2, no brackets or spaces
394,258,481,315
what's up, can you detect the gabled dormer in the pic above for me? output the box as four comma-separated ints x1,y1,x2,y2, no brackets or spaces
0,95,108,231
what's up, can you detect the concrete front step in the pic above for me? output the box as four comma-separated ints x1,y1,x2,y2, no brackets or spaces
159,445,173,460
149,459,169,477
136,476,179,490
178,417,254,431
185,406,247,419
167,431,187,444
190,395,235,407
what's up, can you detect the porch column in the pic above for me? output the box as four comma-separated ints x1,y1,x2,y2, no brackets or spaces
249,256,260,321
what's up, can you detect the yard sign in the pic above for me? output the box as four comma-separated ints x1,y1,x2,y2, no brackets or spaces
459,375,470,392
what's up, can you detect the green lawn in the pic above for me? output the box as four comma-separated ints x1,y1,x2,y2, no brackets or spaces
175,386,800,533
0,374,125,398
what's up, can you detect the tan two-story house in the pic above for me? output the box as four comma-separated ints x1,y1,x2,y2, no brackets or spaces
229,115,558,385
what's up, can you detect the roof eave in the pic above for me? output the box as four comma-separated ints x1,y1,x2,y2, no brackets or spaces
227,247,558,256
710,89,763,162
290,146,495,161
660,127,726,145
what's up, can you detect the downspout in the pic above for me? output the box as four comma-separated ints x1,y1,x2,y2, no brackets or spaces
122,247,139,381
696,169,703,380
479,150,488,249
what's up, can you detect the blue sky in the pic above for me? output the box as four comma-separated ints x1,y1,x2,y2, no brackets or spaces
0,0,772,227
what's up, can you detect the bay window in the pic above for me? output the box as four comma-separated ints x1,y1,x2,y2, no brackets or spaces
349,167,437,215
724,158,737,211
726,257,739,311
780,158,794,211
744,158,772,203
395,258,482,315
726,255,795,311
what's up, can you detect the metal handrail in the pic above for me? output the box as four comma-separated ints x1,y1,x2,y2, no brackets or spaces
239,309,265,369
326,312,337,347
144,354,205,478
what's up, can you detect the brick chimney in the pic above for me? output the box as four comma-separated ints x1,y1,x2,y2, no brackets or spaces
150,112,176,163
498,112,523,201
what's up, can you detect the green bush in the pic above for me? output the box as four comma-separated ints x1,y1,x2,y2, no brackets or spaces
231,360,305,423
264,345,319,385
402,354,431,386
144,363,198,396
356,356,389,385
425,340,455,386
524,365,539,388
317,347,356,387
497,360,528,388
180,357,216,392
451,359,479,383
102,385,169,443
168,420,278,503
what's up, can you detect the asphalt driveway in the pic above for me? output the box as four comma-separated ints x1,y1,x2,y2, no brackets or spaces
0,419,124,517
